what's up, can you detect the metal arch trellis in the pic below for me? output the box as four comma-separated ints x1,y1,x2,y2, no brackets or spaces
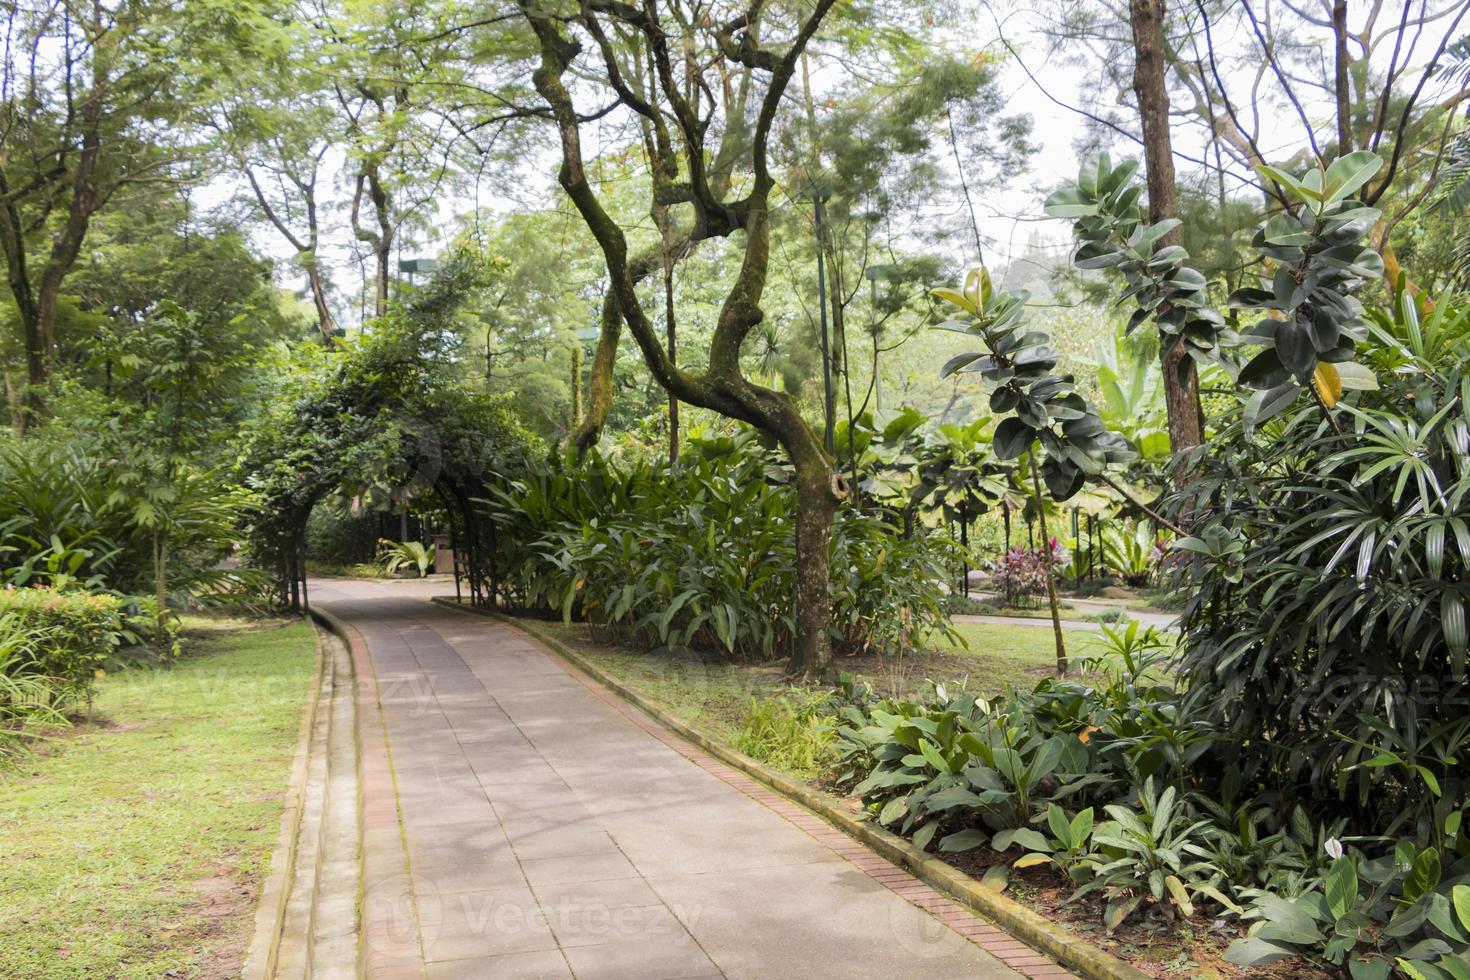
271,469,507,615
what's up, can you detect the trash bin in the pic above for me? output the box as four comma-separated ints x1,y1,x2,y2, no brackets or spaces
432,534,454,574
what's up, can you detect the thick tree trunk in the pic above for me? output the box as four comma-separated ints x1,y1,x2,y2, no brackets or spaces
789,452,842,681
18,305,47,424
1129,0,1204,453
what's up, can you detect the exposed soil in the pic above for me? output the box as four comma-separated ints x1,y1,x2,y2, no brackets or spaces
936,844,1327,979
165,860,260,979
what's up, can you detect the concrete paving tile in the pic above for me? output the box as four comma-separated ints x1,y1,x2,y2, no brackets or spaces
520,851,639,885
498,811,605,843
596,798,844,875
507,827,620,861
424,949,572,979
410,840,519,876
529,874,663,913
548,903,681,948
419,884,551,942
561,935,718,980
646,863,1015,979
414,859,527,898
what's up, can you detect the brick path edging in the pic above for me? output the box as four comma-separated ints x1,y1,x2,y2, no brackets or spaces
432,597,1148,980
311,606,424,980
241,618,327,980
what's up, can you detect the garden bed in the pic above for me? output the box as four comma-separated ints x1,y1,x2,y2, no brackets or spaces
0,615,317,979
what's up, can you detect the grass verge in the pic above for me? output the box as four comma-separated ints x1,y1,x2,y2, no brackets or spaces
0,615,317,980
530,619,1096,750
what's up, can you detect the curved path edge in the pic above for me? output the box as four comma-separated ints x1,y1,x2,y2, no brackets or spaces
432,598,1146,980
312,605,424,979
242,621,327,980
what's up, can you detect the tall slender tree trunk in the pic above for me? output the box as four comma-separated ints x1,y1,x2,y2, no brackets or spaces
659,210,679,462
1030,458,1067,675
306,261,335,341
1331,0,1352,153
1128,0,1204,453
373,241,390,318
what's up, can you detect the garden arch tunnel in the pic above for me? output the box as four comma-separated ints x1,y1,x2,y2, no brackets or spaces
237,263,541,612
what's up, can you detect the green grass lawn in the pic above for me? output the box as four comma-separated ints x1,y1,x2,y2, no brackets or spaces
938,620,1102,689
529,618,1098,743
0,615,317,980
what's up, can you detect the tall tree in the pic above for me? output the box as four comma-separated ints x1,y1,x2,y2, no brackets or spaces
214,14,342,346
1127,0,1204,451
515,0,846,679
231,107,339,344
0,0,275,425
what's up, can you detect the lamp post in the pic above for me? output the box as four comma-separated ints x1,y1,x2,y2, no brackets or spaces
812,184,835,455
397,257,440,289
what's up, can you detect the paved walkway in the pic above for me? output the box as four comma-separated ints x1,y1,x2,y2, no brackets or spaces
953,597,1176,632
310,581,1067,980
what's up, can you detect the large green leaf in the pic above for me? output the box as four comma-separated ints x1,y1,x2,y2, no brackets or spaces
992,417,1034,460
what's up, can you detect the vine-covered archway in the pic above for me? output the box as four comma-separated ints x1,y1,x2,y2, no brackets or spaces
236,262,541,609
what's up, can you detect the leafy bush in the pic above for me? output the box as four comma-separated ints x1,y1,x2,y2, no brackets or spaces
0,442,248,606
1169,292,1470,838
376,539,435,578
484,432,959,660
831,679,1110,854
305,509,381,565
1101,521,1164,587
990,545,1056,608
0,614,70,761
0,588,156,707
1070,780,1235,931
1228,842,1470,979
0,444,130,590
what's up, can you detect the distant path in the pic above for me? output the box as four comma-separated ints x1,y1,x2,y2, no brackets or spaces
309,579,1074,980
954,594,1177,632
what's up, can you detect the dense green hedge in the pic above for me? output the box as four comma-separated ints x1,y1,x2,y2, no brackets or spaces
0,588,156,705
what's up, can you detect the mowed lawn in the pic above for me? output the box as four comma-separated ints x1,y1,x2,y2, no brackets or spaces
528,618,1098,741
0,616,317,980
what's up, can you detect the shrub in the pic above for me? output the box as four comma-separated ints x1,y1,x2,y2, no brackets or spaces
0,614,70,761
484,432,959,660
1168,293,1470,838
0,442,249,606
305,509,381,565
1101,521,1164,588
0,588,156,707
990,545,1057,608
734,691,836,776
376,539,436,578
